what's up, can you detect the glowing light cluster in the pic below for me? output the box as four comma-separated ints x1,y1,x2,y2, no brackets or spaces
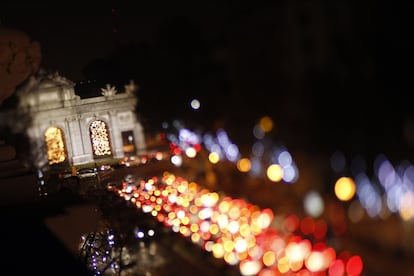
79,226,161,275
79,230,120,274
164,119,298,184
203,129,241,163
90,120,112,157
331,151,414,221
168,126,202,160
120,150,169,167
111,172,363,275
250,116,299,183
45,126,67,164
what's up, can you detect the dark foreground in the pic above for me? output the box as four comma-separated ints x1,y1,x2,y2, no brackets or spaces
1,194,92,275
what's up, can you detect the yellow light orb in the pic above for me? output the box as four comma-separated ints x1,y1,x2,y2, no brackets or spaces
267,164,283,182
277,256,290,273
263,251,276,267
259,116,274,133
209,152,220,164
237,158,251,172
399,192,414,221
334,177,356,201
212,243,225,259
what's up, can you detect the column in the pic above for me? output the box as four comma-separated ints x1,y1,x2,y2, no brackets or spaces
109,110,123,158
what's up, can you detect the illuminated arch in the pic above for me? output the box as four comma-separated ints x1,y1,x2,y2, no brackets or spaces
89,120,112,158
45,126,67,165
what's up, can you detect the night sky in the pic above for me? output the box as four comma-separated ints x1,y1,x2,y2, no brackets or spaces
1,2,413,160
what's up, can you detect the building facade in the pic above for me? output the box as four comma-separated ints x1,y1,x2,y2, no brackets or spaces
1,72,145,168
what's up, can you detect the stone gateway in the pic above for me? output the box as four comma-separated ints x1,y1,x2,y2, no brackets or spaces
0,72,145,168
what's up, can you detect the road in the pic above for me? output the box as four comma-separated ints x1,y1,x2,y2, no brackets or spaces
95,155,414,276
9,155,412,275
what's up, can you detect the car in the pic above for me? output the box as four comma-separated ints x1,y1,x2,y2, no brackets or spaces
112,162,126,169
99,164,112,171
77,168,97,179
107,182,122,191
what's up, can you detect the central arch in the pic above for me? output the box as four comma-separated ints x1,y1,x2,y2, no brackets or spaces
89,119,113,159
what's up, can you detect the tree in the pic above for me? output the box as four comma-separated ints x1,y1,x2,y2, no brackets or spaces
0,27,41,104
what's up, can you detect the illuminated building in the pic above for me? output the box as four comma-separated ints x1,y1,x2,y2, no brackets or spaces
0,72,145,168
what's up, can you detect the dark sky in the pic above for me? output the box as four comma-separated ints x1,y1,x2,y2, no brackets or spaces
1,2,413,159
